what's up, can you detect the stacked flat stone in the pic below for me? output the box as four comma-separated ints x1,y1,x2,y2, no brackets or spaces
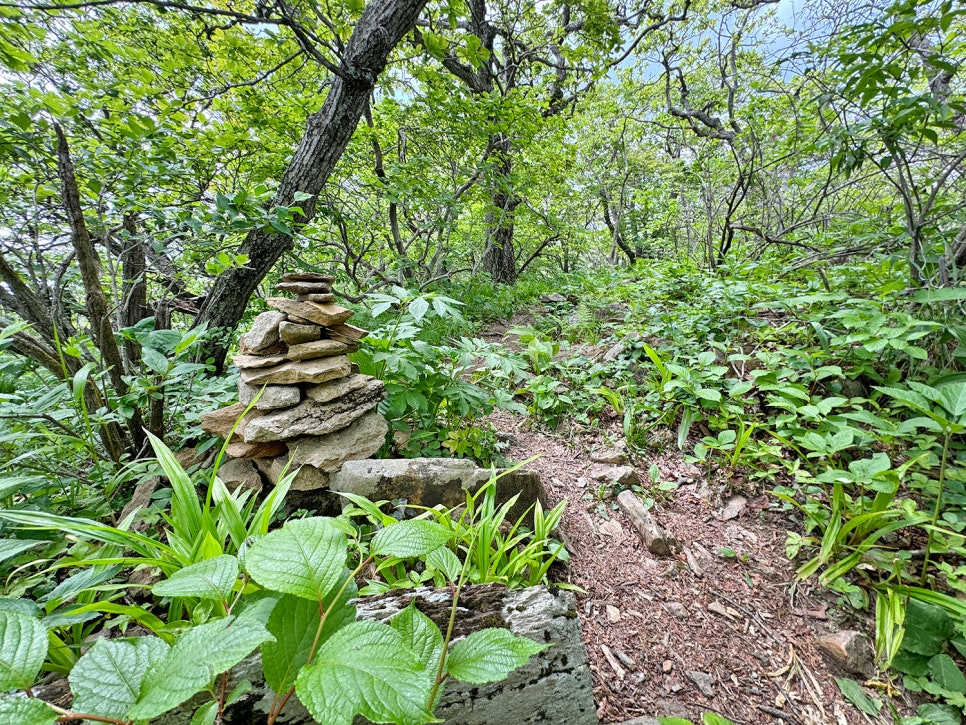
200,273,388,491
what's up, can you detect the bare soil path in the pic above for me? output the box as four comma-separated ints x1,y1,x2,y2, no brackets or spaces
480,316,909,725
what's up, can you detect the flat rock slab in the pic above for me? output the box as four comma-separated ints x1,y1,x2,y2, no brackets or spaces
255,456,330,492
276,281,333,295
278,321,321,345
305,373,374,404
224,439,287,460
231,353,288,369
243,378,385,442
326,322,368,341
199,403,266,440
239,355,351,387
286,339,349,361
281,272,335,283
237,382,302,410
266,297,353,327
287,411,388,472
329,458,547,527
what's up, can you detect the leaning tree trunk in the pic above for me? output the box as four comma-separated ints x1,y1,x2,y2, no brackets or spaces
196,0,429,370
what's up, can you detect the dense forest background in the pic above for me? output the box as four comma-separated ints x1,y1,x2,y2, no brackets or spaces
1,0,966,722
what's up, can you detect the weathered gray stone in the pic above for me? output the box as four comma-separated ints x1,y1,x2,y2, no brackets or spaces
38,585,593,725
288,412,387,471
616,490,679,557
217,458,263,494
816,630,874,676
297,293,336,303
589,463,639,487
266,297,354,327
255,456,330,491
224,440,287,460
199,403,266,440
590,443,629,465
237,381,302,410
231,353,288,369
329,458,547,526
238,311,285,353
276,281,333,295
244,378,385,442
239,355,351,387
304,373,373,404
278,321,321,345
326,322,368,341
286,339,349,361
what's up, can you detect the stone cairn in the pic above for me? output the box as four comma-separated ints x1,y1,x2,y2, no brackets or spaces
199,272,388,492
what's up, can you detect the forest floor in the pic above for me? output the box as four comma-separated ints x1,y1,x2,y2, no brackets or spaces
481,313,909,725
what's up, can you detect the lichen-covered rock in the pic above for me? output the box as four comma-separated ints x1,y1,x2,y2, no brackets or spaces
287,412,387,472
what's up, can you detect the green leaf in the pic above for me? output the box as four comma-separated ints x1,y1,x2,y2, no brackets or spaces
425,546,462,582
0,539,42,564
408,296,430,323
294,620,434,725
153,555,238,601
141,347,170,374
900,599,955,657
245,517,349,601
0,609,47,691
703,715,737,725
913,288,966,303
835,677,881,716
262,583,357,694
391,604,444,668
0,697,57,724
190,700,217,725
929,653,966,694
70,638,168,719
445,628,546,684
128,615,274,720
371,520,453,558
916,702,962,725
940,383,966,417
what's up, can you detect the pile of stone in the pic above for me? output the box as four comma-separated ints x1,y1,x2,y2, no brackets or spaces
200,272,388,492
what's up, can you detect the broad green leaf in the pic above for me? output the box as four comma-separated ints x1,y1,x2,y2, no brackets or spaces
929,653,966,694
70,637,169,719
0,610,47,691
408,296,429,323
913,288,966,303
141,347,169,374
392,604,444,668
425,546,462,582
262,582,357,694
0,697,56,724
128,615,273,720
848,453,891,480
295,620,434,725
835,677,881,716
900,599,955,656
190,700,217,725
245,517,348,601
445,628,546,684
153,555,238,601
915,702,962,725
0,539,42,564
940,383,966,418
702,715,736,725
372,520,453,558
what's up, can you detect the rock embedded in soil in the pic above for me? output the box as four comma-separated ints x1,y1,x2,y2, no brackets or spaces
237,311,285,353
616,490,679,557
265,297,353,327
589,464,639,487
815,630,874,676
238,355,351,387
590,443,629,465
330,458,548,527
720,494,747,521
686,670,715,698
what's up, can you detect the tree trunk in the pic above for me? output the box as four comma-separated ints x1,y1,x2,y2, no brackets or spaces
196,0,429,370
482,137,520,284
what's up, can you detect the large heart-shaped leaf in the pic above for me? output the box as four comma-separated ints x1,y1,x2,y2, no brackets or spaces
371,520,452,558
445,628,545,684
295,620,434,725
245,518,348,601
70,637,169,719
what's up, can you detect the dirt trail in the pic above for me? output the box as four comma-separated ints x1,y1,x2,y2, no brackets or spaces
481,318,906,725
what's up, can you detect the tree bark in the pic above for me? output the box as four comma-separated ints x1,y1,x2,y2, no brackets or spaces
482,137,520,284
196,0,429,370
